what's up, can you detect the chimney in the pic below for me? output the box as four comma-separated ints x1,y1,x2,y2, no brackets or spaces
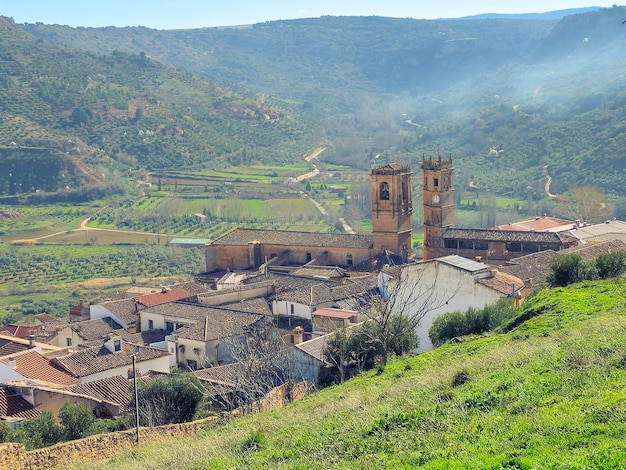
474,256,482,263
292,326,304,345
8,356,15,370
28,335,35,348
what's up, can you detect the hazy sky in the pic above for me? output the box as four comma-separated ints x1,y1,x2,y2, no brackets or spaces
1,1,620,29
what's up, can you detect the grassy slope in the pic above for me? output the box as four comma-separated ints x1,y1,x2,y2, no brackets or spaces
66,278,626,469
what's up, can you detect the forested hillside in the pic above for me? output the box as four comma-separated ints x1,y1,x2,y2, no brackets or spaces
3,6,626,199
0,17,311,198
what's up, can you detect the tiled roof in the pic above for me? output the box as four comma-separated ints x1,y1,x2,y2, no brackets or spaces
290,266,347,279
0,324,41,339
216,297,273,316
34,313,57,324
53,344,169,378
0,386,41,420
192,363,239,387
295,334,331,364
0,338,32,357
492,217,574,232
70,318,121,341
0,350,77,385
134,288,192,308
210,228,373,249
476,271,524,296
172,310,266,342
276,275,377,306
127,329,169,346
67,375,131,408
98,298,139,325
443,228,577,244
312,308,358,320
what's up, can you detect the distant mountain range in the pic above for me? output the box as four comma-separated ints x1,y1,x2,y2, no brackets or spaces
1,5,626,203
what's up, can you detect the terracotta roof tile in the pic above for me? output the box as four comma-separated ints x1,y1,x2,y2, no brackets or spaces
70,318,121,341
0,350,77,385
98,298,140,325
134,288,192,308
67,375,131,408
476,271,524,296
53,344,169,378
312,308,358,320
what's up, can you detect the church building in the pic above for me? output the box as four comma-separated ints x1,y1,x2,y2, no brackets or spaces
204,163,413,272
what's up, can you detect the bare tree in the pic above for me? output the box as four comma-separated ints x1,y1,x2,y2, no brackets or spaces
557,185,614,224
343,262,461,366
206,322,298,413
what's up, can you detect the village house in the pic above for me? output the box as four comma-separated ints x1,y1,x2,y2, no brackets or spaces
139,302,268,370
50,334,170,383
380,255,524,351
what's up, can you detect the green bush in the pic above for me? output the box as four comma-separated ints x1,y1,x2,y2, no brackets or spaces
429,297,519,347
595,250,626,279
59,402,95,441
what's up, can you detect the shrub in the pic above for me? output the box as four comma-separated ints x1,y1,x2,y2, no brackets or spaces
547,253,597,287
429,297,519,347
595,250,626,279
59,402,95,441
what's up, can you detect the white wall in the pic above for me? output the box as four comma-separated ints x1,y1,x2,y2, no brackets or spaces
388,261,503,352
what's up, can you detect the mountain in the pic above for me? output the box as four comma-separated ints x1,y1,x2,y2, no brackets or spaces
2,7,626,200
457,7,602,21
0,17,311,200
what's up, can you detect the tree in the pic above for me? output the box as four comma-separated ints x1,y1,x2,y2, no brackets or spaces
344,263,460,366
595,250,626,280
547,253,597,287
129,370,204,427
59,402,95,441
19,411,63,449
216,322,297,412
557,185,614,224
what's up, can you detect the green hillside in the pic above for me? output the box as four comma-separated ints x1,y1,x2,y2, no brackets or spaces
0,16,312,198
68,278,626,469
15,7,626,201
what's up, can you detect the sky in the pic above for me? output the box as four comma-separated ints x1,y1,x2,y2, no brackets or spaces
0,1,620,29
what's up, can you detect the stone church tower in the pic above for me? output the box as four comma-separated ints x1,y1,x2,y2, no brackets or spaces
422,155,455,260
371,163,413,258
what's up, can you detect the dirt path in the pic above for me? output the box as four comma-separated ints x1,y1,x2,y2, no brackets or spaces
545,175,557,198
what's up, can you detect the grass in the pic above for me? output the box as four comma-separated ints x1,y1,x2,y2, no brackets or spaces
63,278,626,469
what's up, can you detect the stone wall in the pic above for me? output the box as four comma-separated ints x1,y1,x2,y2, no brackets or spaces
0,417,218,470
0,381,313,469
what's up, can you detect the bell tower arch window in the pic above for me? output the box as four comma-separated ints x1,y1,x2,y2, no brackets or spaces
380,182,390,200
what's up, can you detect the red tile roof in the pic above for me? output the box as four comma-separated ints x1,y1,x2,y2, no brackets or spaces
134,288,191,308
0,350,77,385
312,308,358,320
0,324,41,339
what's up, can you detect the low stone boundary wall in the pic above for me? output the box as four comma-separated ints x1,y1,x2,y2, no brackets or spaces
0,381,313,469
0,416,218,470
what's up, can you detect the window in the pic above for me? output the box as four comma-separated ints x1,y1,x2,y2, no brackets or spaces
434,178,439,187
187,360,198,371
306,252,312,262
290,304,295,315
148,319,154,330
66,338,72,347
193,348,200,355
380,182,390,200
114,340,121,352
347,253,353,266
165,321,174,332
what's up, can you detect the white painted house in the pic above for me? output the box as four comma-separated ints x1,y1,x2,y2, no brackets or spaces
380,255,523,351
